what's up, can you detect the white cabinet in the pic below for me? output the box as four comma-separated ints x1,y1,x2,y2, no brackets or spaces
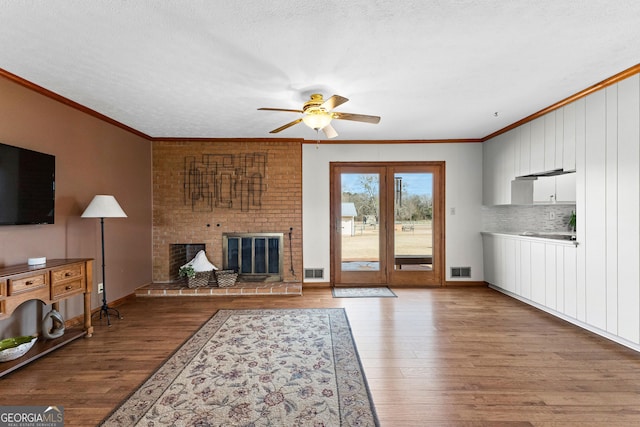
518,122,531,176
483,130,517,205
562,103,577,171
482,233,577,319
530,116,545,174
532,173,576,203
544,111,556,172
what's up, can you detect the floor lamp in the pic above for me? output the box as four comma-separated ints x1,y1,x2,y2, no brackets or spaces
82,195,127,326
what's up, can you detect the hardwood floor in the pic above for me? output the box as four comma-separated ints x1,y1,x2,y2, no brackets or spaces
2,286,640,426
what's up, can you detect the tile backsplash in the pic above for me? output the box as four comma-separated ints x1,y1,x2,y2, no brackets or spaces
481,204,576,233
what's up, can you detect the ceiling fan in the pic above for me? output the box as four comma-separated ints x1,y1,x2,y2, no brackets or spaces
258,93,381,138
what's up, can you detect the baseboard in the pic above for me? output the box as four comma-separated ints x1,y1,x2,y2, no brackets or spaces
302,281,332,288
443,280,487,287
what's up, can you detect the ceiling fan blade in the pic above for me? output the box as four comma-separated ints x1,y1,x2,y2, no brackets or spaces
321,95,349,111
332,112,381,124
269,118,303,133
322,124,338,139
258,107,304,113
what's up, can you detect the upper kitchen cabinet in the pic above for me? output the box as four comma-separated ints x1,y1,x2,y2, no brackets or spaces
483,130,516,205
544,110,556,172
530,116,546,174
562,102,577,171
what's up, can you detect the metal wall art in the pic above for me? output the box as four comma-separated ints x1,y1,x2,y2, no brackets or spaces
183,152,267,212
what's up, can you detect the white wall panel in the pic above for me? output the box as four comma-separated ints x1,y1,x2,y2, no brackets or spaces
617,75,640,344
575,96,587,322
584,91,607,329
605,85,619,334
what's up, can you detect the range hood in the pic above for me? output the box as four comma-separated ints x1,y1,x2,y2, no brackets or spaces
517,168,574,178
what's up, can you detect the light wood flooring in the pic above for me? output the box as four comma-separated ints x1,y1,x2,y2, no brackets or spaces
1,286,640,426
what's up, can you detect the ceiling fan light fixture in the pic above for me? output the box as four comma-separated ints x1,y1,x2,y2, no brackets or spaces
302,110,332,130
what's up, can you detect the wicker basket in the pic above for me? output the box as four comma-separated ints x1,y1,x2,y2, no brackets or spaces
186,271,212,288
215,270,238,288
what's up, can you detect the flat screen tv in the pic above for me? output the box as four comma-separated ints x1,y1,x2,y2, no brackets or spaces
0,142,55,225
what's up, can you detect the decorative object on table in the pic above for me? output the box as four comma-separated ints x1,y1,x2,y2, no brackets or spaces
81,195,127,326
41,309,65,339
99,309,379,427
214,269,238,288
332,286,397,298
0,336,37,362
179,250,217,288
27,256,47,266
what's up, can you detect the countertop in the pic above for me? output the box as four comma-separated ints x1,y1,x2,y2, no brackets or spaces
481,231,578,246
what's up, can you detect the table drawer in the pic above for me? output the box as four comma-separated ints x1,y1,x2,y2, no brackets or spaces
51,279,84,300
51,264,83,284
9,273,47,295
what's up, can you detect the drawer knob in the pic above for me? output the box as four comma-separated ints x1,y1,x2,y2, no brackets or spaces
65,272,72,277
26,280,33,285
65,285,73,291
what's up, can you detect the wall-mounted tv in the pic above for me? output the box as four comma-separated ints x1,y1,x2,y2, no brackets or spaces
0,142,55,225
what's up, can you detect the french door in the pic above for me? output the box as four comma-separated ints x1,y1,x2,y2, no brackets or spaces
331,162,444,286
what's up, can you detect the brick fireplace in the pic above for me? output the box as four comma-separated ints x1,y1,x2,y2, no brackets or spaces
152,140,302,284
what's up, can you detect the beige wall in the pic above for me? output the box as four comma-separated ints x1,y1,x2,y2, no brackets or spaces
0,76,152,337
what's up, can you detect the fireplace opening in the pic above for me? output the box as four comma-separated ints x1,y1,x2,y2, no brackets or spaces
223,233,284,281
169,243,206,282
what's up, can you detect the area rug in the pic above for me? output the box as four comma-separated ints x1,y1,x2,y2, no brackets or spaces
100,308,379,427
332,287,397,298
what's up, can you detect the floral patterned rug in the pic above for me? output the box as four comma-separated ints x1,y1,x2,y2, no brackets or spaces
332,287,397,298
100,309,379,426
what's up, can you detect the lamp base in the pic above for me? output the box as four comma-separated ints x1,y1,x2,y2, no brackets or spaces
93,303,123,327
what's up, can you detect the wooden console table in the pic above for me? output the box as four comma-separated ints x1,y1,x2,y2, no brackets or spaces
0,258,93,377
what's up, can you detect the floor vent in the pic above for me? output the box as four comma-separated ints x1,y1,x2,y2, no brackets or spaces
304,268,324,279
451,267,471,278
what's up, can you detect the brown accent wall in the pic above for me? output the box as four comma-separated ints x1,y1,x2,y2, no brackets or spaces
152,140,302,283
0,76,152,337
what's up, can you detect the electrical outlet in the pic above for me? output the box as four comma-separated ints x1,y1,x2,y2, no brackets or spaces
98,282,104,294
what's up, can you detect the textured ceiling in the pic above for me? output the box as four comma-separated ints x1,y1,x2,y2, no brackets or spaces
1,1,639,140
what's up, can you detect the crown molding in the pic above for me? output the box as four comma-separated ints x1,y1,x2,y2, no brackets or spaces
482,63,640,142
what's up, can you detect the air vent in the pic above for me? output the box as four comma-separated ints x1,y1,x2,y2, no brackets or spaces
451,267,471,278
304,268,324,279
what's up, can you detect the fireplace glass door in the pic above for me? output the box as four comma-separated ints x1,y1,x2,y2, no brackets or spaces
223,233,283,279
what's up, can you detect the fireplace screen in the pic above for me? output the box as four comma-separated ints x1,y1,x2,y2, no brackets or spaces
223,233,283,279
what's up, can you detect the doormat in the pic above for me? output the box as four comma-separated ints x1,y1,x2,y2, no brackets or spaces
99,309,379,426
332,287,397,298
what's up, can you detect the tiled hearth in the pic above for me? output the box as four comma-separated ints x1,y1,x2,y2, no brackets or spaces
135,280,302,297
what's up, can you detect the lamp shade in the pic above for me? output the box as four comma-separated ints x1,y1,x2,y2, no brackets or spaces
81,195,127,218
302,111,332,130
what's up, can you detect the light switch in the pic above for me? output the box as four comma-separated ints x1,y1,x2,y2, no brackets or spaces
450,207,456,215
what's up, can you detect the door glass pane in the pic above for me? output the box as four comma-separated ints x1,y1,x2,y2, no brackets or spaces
255,238,266,273
268,238,279,273
393,173,433,271
341,173,380,271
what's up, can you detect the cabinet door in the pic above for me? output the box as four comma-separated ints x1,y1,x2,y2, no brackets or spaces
533,177,556,203
563,246,577,319
530,242,546,304
545,244,557,310
544,111,556,171
503,238,517,293
519,123,531,176
530,117,545,174
555,107,564,170
482,234,496,285
555,173,576,203
519,240,531,299
482,138,496,205
563,102,577,171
